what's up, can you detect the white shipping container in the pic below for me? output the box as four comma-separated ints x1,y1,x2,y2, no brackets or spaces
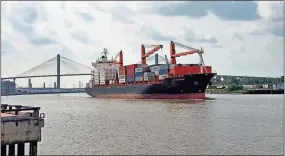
144,76,148,81
159,75,168,80
262,85,268,89
119,79,126,83
135,68,143,72
154,71,159,75
150,66,159,71
94,81,100,85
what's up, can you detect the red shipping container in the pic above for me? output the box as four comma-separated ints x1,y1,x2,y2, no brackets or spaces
119,66,126,75
169,66,212,76
126,68,135,77
126,64,139,69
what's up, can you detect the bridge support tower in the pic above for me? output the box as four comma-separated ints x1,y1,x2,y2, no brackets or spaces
57,54,60,89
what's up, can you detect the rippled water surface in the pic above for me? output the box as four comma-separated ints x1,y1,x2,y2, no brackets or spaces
2,94,283,155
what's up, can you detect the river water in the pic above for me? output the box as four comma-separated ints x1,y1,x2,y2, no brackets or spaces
2,94,283,155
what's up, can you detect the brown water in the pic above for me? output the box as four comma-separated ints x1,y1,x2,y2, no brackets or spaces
1,94,283,155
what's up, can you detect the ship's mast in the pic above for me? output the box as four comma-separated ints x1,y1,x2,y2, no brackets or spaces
102,48,109,59
198,47,205,73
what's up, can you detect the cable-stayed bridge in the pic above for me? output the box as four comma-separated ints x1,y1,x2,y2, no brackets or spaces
2,54,92,89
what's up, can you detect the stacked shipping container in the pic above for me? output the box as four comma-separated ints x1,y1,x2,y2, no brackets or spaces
126,65,136,82
144,72,155,81
118,66,126,83
126,64,144,82
135,67,150,82
99,70,105,84
150,64,169,80
93,69,100,85
92,62,213,85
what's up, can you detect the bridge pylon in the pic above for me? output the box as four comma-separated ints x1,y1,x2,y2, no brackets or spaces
57,54,60,88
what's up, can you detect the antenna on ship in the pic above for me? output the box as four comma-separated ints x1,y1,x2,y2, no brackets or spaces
102,48,109,59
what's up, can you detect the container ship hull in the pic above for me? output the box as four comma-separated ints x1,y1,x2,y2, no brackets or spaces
86,73,215,99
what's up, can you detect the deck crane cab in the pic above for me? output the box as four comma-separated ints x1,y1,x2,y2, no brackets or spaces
141,44,163,65
170,41,207,74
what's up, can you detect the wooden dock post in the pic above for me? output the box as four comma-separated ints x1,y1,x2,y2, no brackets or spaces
1,104,44,156
29,142,37,156
18,143,25,156
8,144,15,156
2,145,7,156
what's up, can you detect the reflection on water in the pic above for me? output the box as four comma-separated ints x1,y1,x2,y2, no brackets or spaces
1,94,283,155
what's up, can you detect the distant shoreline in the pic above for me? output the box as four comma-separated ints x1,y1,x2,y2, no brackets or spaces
206,88,284,94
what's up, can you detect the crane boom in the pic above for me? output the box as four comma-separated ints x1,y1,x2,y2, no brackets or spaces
170,41,203,64
143,45,163,58
170,41,207,73
171,50,199,57
172,41,198,51
111,50,123,66
141,44,163,64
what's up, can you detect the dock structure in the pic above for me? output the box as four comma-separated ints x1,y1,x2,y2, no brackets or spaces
1,104,45,156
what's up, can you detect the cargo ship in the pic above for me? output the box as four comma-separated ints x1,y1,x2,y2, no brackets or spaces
86,41,216,99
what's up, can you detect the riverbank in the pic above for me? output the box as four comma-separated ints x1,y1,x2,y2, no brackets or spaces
206,88,247,94
206,88,284,94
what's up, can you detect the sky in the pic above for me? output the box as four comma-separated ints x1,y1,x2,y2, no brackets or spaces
1,1,284,87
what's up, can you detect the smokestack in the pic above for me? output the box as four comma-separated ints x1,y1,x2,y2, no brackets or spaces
54,82,56,88
155,53,158,65
43,82,46,88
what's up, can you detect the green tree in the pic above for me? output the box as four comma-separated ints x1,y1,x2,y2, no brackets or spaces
228,78,243,91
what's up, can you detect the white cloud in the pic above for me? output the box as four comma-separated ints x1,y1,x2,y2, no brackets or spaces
256,1,283,21
1,1,283,87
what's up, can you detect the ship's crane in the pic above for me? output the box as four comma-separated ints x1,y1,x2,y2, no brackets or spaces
170,41,206,73
112,50,124,67
141,44,163,65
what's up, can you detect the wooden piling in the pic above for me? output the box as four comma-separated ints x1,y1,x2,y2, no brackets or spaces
8,144,15,156
2,145,7,156
1,104,44,156
17,143,25,156
29,142,37,156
